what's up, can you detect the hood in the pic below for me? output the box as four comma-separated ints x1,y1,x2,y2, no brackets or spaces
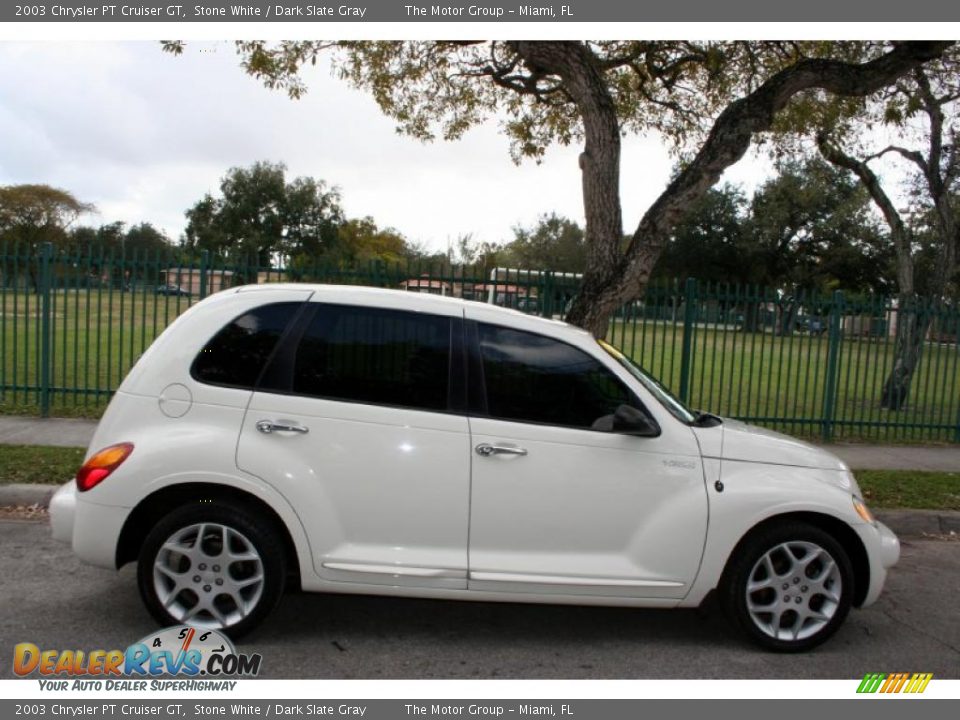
711,419,849,471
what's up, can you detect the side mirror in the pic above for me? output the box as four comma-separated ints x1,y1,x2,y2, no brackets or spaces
592,404,661,437
613,404,660,437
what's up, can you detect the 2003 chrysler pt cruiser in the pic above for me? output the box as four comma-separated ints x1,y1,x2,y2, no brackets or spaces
50,285,900,651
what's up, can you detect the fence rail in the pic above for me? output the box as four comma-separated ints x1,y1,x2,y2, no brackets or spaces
2,243,958,443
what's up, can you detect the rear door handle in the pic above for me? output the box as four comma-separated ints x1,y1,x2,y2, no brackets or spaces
475,443,527,457
256,420,309,435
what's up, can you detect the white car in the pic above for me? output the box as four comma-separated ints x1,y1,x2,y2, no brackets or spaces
50,285,899,651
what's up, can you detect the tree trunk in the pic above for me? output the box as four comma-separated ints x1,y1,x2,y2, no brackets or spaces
881,299,931,410
740,301,763,333
777,299,797,336
511,41,626,338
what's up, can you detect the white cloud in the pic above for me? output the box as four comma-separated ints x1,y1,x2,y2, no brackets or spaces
0,40,774,251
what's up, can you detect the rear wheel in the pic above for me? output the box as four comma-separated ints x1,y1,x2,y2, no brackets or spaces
137,501,286,638
722,522,854,652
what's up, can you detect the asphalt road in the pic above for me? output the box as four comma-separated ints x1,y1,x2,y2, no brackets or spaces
2,518,958,679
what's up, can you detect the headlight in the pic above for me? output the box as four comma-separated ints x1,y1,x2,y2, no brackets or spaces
853,496,875,524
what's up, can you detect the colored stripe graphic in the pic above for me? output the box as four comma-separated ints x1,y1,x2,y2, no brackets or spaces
857,672,932,694
857,673,886,693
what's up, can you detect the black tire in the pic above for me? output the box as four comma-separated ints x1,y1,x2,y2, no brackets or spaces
720,521,854,652
137,500,286,639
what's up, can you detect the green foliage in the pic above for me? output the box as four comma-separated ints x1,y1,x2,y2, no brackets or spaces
183,161,343,265
653,162,892,293
68,221,172,256
333,217,409,265
498,214,587,273
165,41,891,164
745,158,892,293
0,184,96,248
653,185,748,283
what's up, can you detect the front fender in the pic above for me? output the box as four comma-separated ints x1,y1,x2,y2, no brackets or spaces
680,459,866,606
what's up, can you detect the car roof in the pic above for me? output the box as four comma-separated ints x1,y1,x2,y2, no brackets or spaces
229,283,591,339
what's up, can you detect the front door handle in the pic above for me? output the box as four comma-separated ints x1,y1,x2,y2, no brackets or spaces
256,420,309,435
475,443,527,457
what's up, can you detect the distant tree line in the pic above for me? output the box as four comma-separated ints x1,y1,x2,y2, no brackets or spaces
2,156,955,298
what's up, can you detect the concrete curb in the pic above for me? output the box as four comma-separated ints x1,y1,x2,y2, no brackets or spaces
0,484,57,508
0,483,957,539
875,509,960,537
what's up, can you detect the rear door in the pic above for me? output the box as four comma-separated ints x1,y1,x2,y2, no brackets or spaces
237,296,470,590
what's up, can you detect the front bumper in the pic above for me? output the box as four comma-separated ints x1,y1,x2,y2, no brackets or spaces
855,520,900,607
49,480,130,569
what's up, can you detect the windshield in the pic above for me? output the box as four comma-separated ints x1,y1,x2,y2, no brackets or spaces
596,339,697,424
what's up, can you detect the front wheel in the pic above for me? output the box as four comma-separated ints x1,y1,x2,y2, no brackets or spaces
721,522,854,652
137,501,286,639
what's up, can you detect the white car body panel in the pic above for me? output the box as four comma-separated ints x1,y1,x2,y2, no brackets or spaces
48,284,898,633
237,393,471,590
467,416,707,599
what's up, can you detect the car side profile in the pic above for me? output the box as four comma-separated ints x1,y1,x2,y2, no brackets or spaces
49,285,900,651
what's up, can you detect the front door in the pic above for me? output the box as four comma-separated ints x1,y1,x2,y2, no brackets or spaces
465,318,708,599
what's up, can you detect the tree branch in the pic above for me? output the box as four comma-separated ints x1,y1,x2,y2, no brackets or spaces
865,144,928,171
619,42,951,294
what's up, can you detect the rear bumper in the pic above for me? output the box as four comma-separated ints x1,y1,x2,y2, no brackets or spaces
856,520,900,607
49,481,77,543
49,480,130,570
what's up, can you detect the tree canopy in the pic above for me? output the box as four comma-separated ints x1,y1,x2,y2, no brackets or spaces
183,161,344,265
0,184,95,247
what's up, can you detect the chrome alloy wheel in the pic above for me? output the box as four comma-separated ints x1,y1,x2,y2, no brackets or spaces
152,522,265,629
744,540,842,642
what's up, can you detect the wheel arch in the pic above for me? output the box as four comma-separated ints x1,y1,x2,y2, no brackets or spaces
720,511,870,608
116,482,302,591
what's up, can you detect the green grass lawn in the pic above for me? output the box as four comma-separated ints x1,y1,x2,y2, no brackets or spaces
1,443,957,512
1,288,192,417
0,445,85,485
857,470,960,511
2,288,959,443
608,318,960,443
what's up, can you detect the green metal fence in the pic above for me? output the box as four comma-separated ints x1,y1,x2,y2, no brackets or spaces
2,243,959,443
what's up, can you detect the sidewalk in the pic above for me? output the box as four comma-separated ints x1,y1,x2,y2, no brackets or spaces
1,416,958,471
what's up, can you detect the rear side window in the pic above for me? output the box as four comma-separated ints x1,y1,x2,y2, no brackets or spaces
476,323,637,429
283,304,452,412
192,302,302,389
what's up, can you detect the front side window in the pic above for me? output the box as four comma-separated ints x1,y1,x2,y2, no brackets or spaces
286,304,452,412
476,323,638,429
597,339,696,424
191,302,302,389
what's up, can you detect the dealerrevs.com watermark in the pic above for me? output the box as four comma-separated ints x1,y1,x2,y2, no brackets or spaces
12,626,261,690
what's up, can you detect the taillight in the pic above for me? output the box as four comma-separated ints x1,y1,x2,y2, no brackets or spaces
76,443,134,492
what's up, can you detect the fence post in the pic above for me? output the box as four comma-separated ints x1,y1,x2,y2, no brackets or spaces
541,271,553,318
199,250,209,299
821,290,844,443
678,277,698,404
39,242,53,418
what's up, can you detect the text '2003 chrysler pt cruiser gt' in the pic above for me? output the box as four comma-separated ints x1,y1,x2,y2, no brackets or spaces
50,285,900,651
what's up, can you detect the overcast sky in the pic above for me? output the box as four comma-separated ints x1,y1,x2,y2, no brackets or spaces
0,41,779,252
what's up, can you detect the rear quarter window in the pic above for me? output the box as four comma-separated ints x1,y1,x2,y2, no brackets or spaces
191,302,303,389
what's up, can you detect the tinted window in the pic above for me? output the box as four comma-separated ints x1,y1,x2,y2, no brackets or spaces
477,324,637,429
288,305,451,412
192,302,302,389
